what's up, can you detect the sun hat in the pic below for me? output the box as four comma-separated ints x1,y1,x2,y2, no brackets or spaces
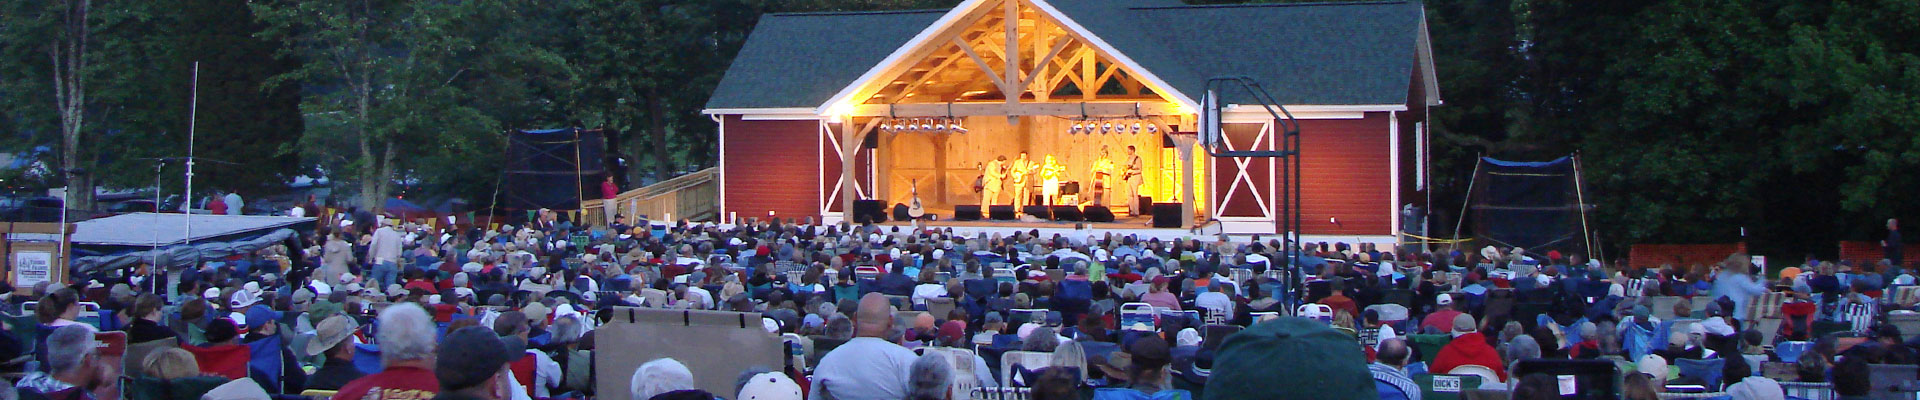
305,315,358,356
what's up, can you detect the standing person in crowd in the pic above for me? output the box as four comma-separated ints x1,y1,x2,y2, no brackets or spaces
335,303,440,400
430,327,516,400
809,294,917,400
370,220,405,288
1710,254,1768,323
324,230,355,285
1886,218,1903,270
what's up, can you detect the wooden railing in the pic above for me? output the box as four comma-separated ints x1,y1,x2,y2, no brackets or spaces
582,167,718,225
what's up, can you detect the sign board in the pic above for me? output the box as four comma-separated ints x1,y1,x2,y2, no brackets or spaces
1432,375,1461,392
595,307,781,400
14,251,51,287
1751,255,1767,277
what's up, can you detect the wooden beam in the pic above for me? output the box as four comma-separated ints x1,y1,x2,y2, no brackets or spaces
1002,0,1020,104
1022,36,1072,90
954,37,1011,96
849,102,1182,117
893,36,994,100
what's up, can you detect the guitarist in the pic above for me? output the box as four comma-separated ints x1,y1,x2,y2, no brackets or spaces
981,156,1008,207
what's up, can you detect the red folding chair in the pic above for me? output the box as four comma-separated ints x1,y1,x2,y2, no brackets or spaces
183,343,252,380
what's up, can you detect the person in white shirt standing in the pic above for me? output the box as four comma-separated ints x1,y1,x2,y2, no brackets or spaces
369,219,404,288
223,190,245,215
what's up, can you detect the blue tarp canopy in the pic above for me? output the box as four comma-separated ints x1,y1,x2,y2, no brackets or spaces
67,213,317,273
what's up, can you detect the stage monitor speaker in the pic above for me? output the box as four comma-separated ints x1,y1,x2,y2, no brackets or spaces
954,205,982,221
989,205,1017,220
1152,203,1182,228
1051,205,1084,221
1084,206,1115,222
1022,205,1052,220
1162,133,1177,148
1136,196,1153,216
854,200,887,223
892,203,911,221
862,132,878,149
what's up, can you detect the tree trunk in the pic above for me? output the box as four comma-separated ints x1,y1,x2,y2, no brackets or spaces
646,89,671,181
51,0,94,211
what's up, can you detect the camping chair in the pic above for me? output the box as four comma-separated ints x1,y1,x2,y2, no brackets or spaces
1777,381,1836,400
1119,303,1156,332
1649,296,1685,320
1674,358,1725,390
1838,303,1877,334
927,298,957,320
302,390,340,400
1779,301,1818,342
1413,374,1484,400
854,266,881,281
1773,341,1813,364
999,351,1053,388
182,343,252,380
1201,305,1229,326
352,343,383,375
1868,364,1920,399
1445,365,1504,389
1625,279,1647,298
122,339,181,380
1407,334,1451,364
1889,312,1920,342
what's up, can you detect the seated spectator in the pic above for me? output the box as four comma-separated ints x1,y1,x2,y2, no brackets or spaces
127,294,179,344
16,325,109,400
1636,355,1669,387
809,293,917,400
1370,339,1418,400
906,354,952,400
1431,313,1507,382
1622,368,1661,400
1419,294,1463,334
1093,336,1184,400
305,315,365,391
431,327,515,400
335,303,440,400
629,358,711,400
1203,317,1373,400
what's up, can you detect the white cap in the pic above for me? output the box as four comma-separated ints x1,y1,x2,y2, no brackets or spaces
242,281,262,296
1436,293,1453,305
229,289,259,309
311,281,333,296
203,287,221,300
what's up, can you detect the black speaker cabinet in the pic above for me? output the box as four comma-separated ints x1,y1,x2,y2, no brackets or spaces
954,205,982,221
1051,205,1084,221
1083,205,1115,222
1022,205,1052,220
1136,196,1153,216
853,200,888,223
1151,202,1182,228
989,205,1017,220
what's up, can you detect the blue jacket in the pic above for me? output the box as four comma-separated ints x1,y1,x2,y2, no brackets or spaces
1093,388,1193,400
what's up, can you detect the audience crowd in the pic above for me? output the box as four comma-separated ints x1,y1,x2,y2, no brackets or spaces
1,209,1915,400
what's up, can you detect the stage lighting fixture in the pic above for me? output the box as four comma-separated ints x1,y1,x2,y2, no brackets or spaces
906,119,921,132
1131,122,1143,133
1071,122,1084,134
1146,123,1159,134
1102,122,1114,134
891,119,906,132
948,120,964,133
920,119,934,131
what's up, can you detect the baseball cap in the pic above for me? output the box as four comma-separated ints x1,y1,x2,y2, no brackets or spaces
1452,313,1477,335
229,289,260,309
1435,293,1453,305
1203,317,1374,399
244,305,281,330
436,326,512,391
735,372,802,400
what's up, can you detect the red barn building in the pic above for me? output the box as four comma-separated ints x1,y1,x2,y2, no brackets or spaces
704,0,1439,244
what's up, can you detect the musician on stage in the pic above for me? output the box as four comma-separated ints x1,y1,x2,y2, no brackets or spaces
1124,145,1144,209
1091,146,1116,206
1010,152,1037,209
981,156,1008,206
1039,155,1066,206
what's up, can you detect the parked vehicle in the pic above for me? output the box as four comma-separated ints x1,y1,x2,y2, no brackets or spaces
0,196,63,222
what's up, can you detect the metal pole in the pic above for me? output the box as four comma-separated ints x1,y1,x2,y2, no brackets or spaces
1571,154,1593,259
185,62,198,266
1451,155,1483,247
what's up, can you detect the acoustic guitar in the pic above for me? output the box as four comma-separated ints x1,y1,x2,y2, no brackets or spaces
908,179,926,219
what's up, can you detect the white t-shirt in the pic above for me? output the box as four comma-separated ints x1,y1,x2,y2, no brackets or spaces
1195,291,1234,316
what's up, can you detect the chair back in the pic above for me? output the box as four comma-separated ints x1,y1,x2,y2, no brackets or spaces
999,350,1054,388
1868,363,1920,399
1674,357,1725,390
301,389,340,400
352,343,383,375
123,339,181,380
1839,303,1877,334
854,266,881,280
927,297,957,319
182,343,252,380
1119,303,1156,332
1414,374,1485,400
1445,365,1503,388
1777,381,1836,400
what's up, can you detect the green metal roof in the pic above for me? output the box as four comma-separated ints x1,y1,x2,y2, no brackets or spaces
705,0,1428,110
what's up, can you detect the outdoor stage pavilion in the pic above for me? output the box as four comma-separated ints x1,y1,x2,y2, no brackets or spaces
703,0,1440,244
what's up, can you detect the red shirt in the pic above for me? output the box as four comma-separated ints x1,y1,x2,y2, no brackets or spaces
333,365,439,400
404,279,437,294
601,181,619,199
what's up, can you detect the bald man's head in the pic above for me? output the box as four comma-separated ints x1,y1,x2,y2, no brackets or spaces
855,293,893,338
1377,338,1411,367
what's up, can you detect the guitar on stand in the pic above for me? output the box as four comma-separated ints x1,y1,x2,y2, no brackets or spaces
907,179,927,230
